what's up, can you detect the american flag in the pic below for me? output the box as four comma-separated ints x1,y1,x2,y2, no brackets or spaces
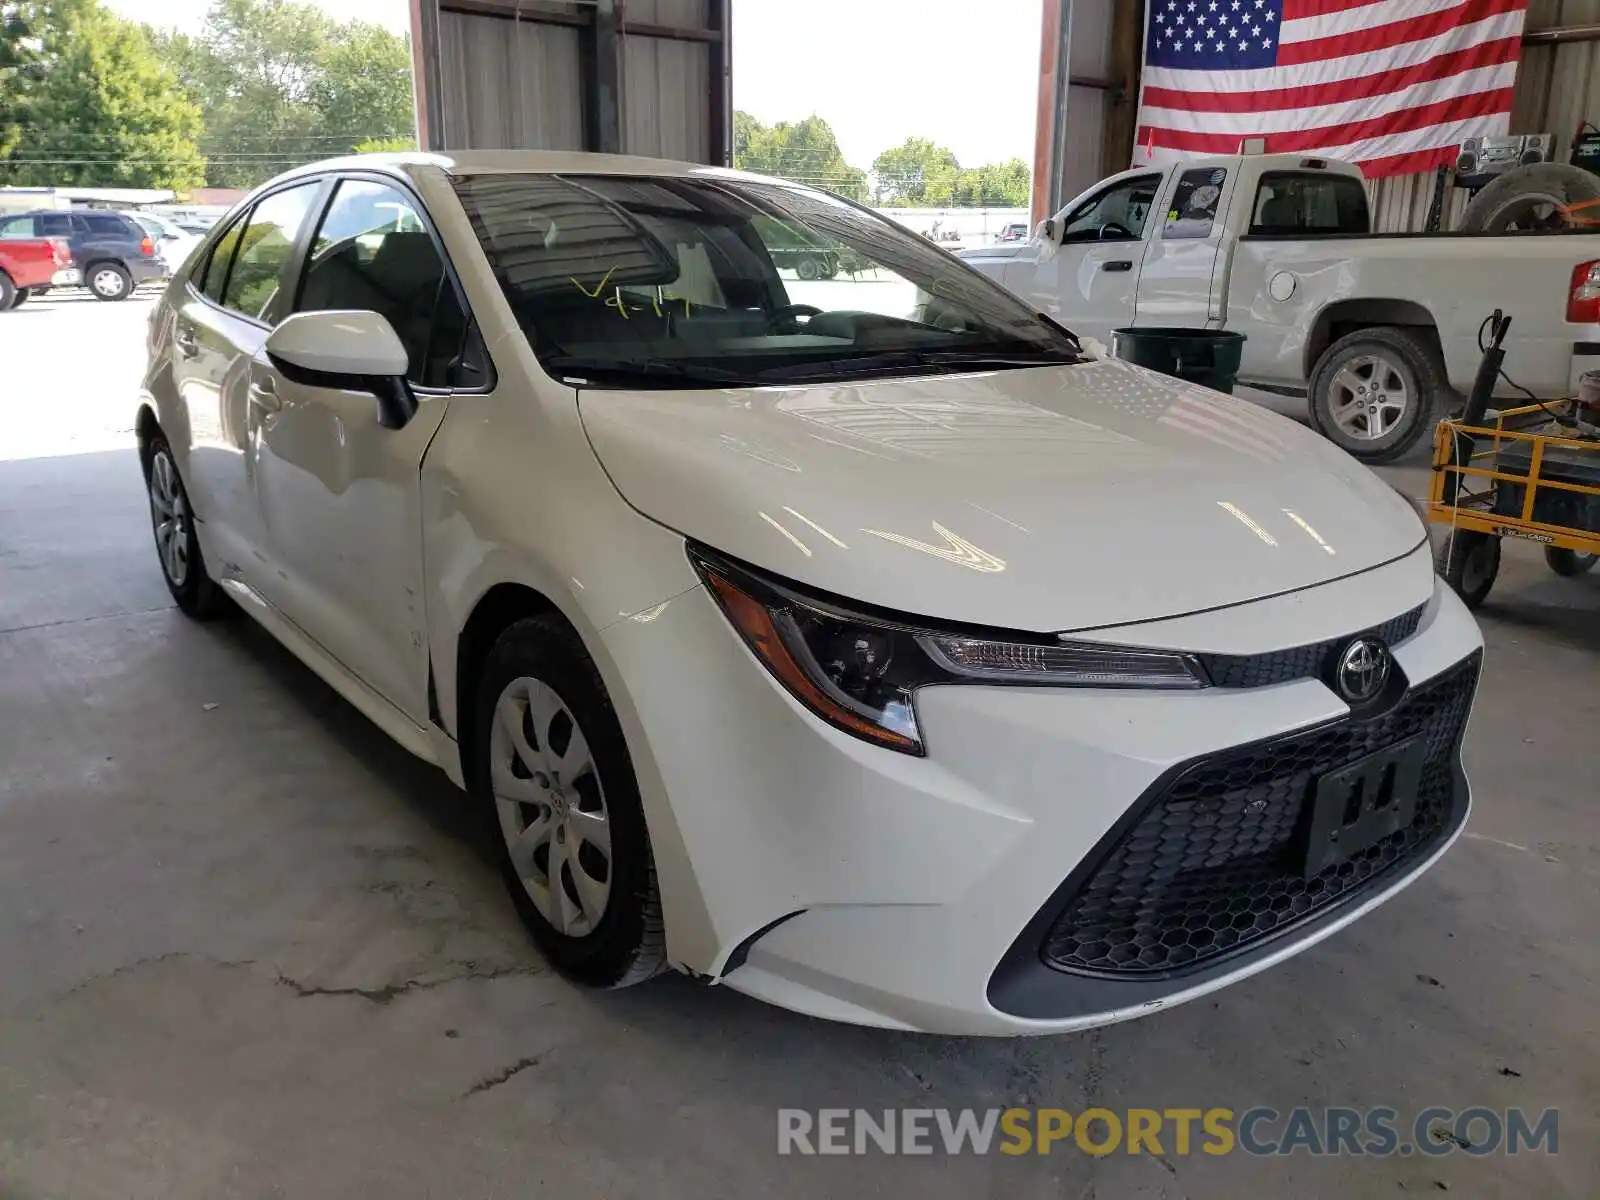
1136,0,1531,178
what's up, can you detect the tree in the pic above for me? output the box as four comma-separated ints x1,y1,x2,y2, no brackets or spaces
0,0,205,189
871,137,960,206
733,111,868,202
953,157,1031,208
150,0,416,188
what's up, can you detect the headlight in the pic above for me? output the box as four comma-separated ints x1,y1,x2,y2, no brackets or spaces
689,548,1207,756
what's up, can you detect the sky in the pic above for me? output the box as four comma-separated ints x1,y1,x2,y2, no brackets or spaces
110,0,1042,170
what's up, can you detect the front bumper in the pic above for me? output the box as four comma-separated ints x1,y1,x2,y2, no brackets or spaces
596,543,1483,1035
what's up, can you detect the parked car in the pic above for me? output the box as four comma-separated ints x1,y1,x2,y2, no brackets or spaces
959,154,1600,461
0,234,71,309
995,221,1029,243
137,152,1483,1035
128,210,202,275
0,209,165,300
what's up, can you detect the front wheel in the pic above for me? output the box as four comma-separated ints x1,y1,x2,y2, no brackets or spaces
475,615,666,989
796,256,820,281
6,286,28,310
1545,547,1598,577
1437,529,1501,610
1309,327,1445,462
88,262,132,301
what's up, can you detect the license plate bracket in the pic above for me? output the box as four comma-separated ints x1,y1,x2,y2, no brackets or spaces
1302,737,1427,878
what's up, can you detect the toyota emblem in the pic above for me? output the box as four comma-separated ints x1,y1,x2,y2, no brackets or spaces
1336,638,1390,704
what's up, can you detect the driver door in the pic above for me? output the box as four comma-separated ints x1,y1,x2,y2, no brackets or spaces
1007,173,1160,348
248,176,489,723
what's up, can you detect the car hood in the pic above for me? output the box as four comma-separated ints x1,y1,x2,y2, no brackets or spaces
957,243,1032,261
577,359,1425,633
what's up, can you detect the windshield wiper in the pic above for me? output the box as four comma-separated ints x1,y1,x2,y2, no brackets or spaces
755,347,1087,383
542,355,753,388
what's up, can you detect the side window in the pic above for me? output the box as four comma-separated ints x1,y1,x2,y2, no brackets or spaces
221,183,320,320
200,214,248,304
38,213,73,238
294,179,479,388
84,213,130,237
1060,176,1160,242
1163,168,1228,240
0,216,34,238
1249,173,1370,236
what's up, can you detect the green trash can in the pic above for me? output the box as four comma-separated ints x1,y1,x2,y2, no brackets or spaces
1111,327,1246,394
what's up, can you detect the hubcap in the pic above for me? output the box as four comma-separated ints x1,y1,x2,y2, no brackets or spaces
490,677,612,937
148,450,189,586
1328,354,1411,441
93,269,125,297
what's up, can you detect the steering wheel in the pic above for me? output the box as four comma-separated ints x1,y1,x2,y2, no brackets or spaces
1099,222,1135,240
769,303,823,332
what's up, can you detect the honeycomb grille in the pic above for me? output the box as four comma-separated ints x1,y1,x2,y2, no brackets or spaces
1197,604,1426,689
1041,652,1479,977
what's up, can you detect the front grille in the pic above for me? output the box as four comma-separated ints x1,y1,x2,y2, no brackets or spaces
1041,652,1479,977
1197,603,1425,689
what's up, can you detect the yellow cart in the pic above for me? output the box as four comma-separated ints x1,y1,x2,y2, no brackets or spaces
1429,403,1600,608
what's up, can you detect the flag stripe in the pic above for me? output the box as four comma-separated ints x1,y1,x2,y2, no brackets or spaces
1142,11,1524,93
1277,0,1523,64
1140,36,1521,113
1138,88,1513,155
1281,0,1407,16
1137,112,1510,171
1279,0,1467,43
1140,63,1514,134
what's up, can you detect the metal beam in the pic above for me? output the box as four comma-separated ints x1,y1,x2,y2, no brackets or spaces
1522,23,1600,45
707,0,733,166
586,0,623,154
408,0,445,151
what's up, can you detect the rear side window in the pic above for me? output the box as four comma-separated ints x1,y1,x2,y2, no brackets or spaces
294,178,480,389
0,215,34,238
83,213,132,237
1163,167,1228,240
220,183,320,320
38,213,73,237
1249,172,1370,235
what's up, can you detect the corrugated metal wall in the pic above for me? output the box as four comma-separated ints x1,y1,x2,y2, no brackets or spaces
423,1,725,163
1062,0,1113,205
1512,0,1600,155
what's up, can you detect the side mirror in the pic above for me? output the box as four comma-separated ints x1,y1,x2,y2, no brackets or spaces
1035,218,1059,243
265,310,416,429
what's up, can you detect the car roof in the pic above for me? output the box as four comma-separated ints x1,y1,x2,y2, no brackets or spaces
262,149,801,191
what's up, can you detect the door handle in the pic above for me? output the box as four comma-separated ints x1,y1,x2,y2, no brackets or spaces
248,376,280,413
174,326,199,358
1102,260,1134,272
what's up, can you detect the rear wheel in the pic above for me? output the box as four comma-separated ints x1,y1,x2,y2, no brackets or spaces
88,261,131,301
475,615,666,989
1310,326,1445,462
144,435,231,618
8,287,30,310
1545,547,1598,577
0,272,13,311
1437,529,1501,610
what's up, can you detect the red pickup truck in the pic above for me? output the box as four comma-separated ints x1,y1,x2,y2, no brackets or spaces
0,237,72,310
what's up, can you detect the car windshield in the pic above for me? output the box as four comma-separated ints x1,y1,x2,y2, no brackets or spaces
451,172,1085,388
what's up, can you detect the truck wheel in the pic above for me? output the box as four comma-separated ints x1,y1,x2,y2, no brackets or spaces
1309,327,1444,462
88,262,132,301
796,256,820,281
1437,530,1500,610
1544,547,1597,577
0,272,14,311
1459,163,1600,233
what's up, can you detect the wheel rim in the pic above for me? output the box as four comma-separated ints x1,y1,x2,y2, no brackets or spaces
1327,353,1411,441
148,450,190,586
92,268,126,297
1480,192,1571,233
490,676,612,937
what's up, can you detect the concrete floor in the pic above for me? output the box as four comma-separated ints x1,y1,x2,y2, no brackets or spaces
1,293,1596,1197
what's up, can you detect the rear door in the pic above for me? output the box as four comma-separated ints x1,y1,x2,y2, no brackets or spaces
1133,165,1239,330
171,181,326,581
248,174,490,719
1009,172,1161,346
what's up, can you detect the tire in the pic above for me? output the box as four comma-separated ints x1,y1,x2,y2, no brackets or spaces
8,287,30,310
796,256,820,281
1309,326,1445,462
1545,547,1598,577
474,615,666,989
87,261,132,301
0,272,13,311
1459,163,1600,233
1437,529,1501,610
143,434,231,618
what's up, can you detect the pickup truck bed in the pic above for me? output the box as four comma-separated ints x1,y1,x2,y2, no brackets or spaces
961,153,1600,462
0,237,70,310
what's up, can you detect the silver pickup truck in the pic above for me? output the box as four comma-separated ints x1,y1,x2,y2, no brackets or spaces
960,153,1600,461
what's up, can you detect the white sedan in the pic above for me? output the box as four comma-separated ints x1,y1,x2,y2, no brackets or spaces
137,152,1483,1035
